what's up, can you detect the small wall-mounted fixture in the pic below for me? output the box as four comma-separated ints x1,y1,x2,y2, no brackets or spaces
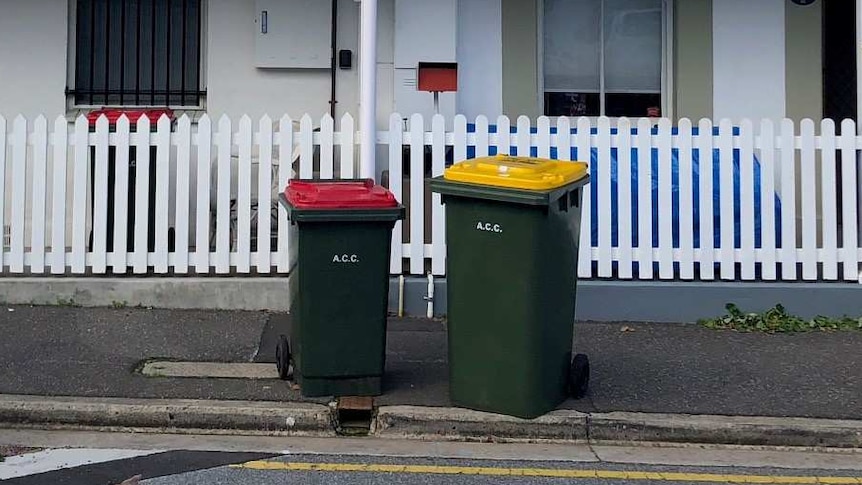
417,62,458,93
339,49,353,69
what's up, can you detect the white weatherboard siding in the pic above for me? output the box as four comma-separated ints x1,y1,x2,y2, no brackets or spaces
457,0,503,120
712,0,786,124
0,0,67,119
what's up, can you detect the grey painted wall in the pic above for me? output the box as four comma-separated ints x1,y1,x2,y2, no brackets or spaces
673,0,713,122
785,1,823,123
0,0,68,119
501,0,540,119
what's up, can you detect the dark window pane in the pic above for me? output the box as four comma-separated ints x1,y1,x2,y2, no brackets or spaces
605,92,662,117
545,92,600,117
73,0,201,106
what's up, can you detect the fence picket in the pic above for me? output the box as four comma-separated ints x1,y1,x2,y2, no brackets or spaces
596,117,612,277
132,116,151,273
92,115,109,273
112,115,131,272
153,115,171,273
431,114,446,275
657,118,673,279
516,116,531,156
277,115,293,273
475,116,489,157
236,115,253,274
320,114,334,179
739,119,755,280
174,115,191,274
300,115,313,179
537,116,551,159
636,118,653,279
840,120,859,281
678,118,694,279
577,117,592,279
617,118,634,278
495,116,510,156
389,113,404,274
9,116,26,273
72,115,89,273
215,115,232,274
50,116,67,274
0,116,5,270
195,115,212,273
454,115,467,163
339,114,355,178
696,119,715,280
759,119,777,280
30,116,48,274
780,119,797,280
409,113,424,275
820,120,838,280
257,115,273,272
717,119,735,279
800,119,817,280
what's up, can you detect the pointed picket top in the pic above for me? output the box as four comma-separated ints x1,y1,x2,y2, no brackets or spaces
259,114,273,129
339,112,354,129
13,115,27,135
279,114,293,127
240,114,252,126
52,115,67,132
300,113,313,127
33,115,47,132
177,113,192,126
197,113,211,127
321,113,334,131
136,114,151,134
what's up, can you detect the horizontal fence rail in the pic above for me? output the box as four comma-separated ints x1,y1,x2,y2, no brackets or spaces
1,113,861,282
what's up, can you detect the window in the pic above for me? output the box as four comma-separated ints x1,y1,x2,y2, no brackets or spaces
71,0,203,107
542,0,665,117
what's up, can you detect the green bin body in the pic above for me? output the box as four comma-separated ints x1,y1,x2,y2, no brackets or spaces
429,176,589,418
281,180,404,397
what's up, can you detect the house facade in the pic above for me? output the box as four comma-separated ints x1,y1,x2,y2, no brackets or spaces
0,0,855,126
0,0,860,320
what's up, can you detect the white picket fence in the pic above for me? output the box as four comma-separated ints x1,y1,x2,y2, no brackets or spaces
1,112,861,282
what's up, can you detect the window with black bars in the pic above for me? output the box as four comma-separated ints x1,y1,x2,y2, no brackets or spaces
70,0,203,106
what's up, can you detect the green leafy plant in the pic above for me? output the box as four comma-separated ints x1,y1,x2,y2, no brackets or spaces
699,303,862,333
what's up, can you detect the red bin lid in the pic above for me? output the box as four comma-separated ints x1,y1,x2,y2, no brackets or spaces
285,179,398,209
87,108,175,127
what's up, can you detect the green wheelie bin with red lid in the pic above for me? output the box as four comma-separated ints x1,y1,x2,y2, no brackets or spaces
278,179,404,397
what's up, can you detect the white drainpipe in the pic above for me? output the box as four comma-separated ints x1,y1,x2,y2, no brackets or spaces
359,0,378,181
857,0,862,282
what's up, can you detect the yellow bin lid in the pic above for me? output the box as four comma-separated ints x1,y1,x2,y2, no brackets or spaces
443,155,588,191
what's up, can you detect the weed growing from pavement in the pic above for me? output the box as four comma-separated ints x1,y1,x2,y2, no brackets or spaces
699,303,862,333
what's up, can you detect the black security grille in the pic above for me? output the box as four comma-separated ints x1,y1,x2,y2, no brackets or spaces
70,0,203,106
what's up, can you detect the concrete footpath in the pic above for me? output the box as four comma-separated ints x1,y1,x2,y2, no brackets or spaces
0,306,860,447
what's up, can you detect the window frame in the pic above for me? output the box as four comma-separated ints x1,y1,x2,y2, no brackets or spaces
537,0,674,121
65,0,208,111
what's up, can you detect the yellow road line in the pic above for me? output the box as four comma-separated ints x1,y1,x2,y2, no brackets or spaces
229,461,862,484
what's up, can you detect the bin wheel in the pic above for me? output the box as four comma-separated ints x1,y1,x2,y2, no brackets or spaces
276,334,293,380
569,353,590,399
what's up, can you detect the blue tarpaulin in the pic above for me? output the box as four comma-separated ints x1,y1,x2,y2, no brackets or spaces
465,124,782,249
